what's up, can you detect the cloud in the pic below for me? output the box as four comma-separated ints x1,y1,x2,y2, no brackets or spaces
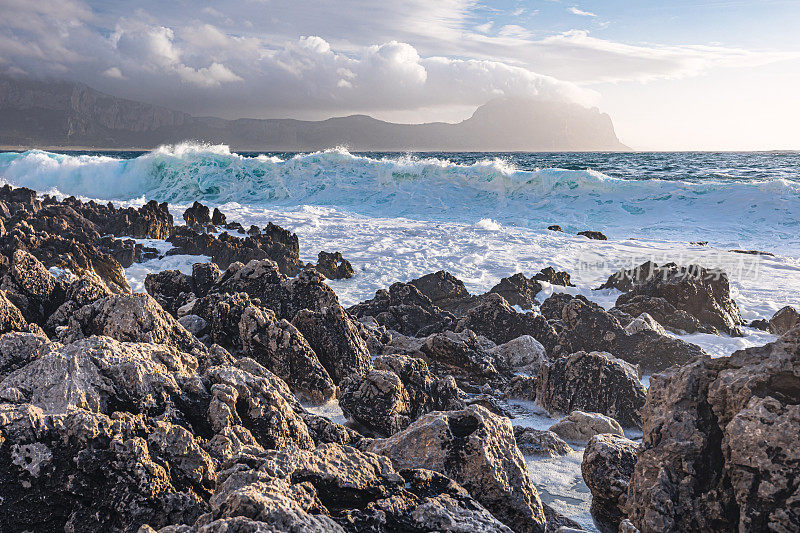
568,7,597,17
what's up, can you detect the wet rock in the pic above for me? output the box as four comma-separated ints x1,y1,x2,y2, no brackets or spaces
59,293,208,357
367,405,548,533
314,250,354,279
768,305,800,335
598,261,660,293
145,269,195,316
514,427,573,457
581,434,638,532
420,329,500,385
533,266,574,287
729,248,775,256
97,235,159,268
211,208,227,226
626,328,800,532
489,273,543,310
44,275,113,335
239,304,337,404
355,315,391,355
456,293,559,353
0,332,50,379
177,314,207,336
547,225,563,232
183,201,211,228
213,259,285,302
577,230,607,241
292,304,372,383
749,318,770,331
489,335,548,376
537,351,646,427
410,270,480,315
607,262,745,335
278,268,340,319
549,411,624,443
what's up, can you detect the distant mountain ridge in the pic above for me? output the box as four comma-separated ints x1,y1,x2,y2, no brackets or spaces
0,76,629,151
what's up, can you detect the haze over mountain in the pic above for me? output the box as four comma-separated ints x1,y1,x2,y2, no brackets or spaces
0,77,627,151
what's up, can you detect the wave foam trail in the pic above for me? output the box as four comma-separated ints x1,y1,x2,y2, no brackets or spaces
1,143,799,251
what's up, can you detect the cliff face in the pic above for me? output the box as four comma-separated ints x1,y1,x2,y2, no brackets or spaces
0,77,628,151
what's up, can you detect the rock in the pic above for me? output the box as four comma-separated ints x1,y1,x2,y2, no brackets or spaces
1,249,65,324
533,266,574,287
613,295,706,334
368,405,548,533
626,328,800,532
44,274,113,334
145,269,195,316
597,261,660,293
577,230,607,240
97,235,158,268
607,262,745,335
239,305,337,404
314,250,354,279
768,305,800,335
188,292,253,349
201,443,513,532
409,270,480,316
348,281,457,337
549,411,624,443
623,312,666,336
191,262,221,297
749,318,770,331
489,273,543,310
420,329,500,385
581,434,638,531
340,369,412,435
211,207,227,226
0,332,50,379
456,293,559,353
728,248,775,256
514,427,573,457
59,293,208,357
291,304,372,383
183,201,212,228
537,351,646,427
0,290,44,336
503,375,538,401
489,335,548,376
177,314,207,336
547,225,563,232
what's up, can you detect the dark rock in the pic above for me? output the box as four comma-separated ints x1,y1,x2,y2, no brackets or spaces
749,318,770,331
536,351,646,427
0,332,50,379
409,270,480,315
187,292,253,349
373,353,463,416
503,374,538,400
597,260,660,293
145,269,194,316
627,328,800,532
183,201,212,228
0,249,65,325
315,250,354,279
224,221,245,233
578,230,607,240
728,248,775,256
690,241,709,246
340,369,412,436
247,224,260,236
489,273,543,310
514,427,573,457
239,304,337,404
768,305,800,335
612,294,708,334
349,282,456,337
97,235,158,268
581,434,638,531
533,266,574,287
44,275,113,334
292,304,372,383
190,262,221,297
211,207,227,226
547,225,563,232
420,329,500,385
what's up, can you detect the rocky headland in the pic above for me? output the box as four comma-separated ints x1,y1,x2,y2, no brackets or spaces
0,184,797,532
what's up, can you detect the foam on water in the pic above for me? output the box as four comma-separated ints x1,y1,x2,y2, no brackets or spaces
2,144,800,252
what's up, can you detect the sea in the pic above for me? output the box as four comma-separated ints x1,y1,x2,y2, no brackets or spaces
1,143,797,529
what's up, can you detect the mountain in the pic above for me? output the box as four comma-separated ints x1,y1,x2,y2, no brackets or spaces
0,76,628,151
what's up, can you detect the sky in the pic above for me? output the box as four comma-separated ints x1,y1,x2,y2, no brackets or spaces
1,0,799,150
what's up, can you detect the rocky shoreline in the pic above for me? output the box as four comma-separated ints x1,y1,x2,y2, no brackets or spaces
0,184,797,532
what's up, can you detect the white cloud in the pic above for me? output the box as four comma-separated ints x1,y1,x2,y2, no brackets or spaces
102,66,124,79
568,7,597,17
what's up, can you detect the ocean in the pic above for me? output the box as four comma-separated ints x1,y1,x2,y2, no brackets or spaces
0,143,797,530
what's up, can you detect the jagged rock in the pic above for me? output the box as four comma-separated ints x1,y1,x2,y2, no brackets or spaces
1,249,65,324
213,259,285,301
514,427,573,457
183,201,212,228
537,351,646,427
0,332,50,379
489,335,548,376
211,208,227,226
420,329,500,384
0,290,44,336
581,434,638,531
145,269,195,316
355,315,391,355
45,275,113,334
749,318,770,331
622,312,666,336
191,262,221,297
59,293,208,357
768,305,800,335
613,294,707,334
548,411,624,443
278,268,340,319
578,230,607,240
368,405,548,533
489,273,543,310
196,443,513,532
409,270,480,316
605,262,745,335
626,328,800,532
456,293,558,353
187,292,253,349
349,281,457,336
315,251,354,279
239,305,337,404
97,235,158,268
503,375,538,400
533,267,574,287
550,295,706,372
340,369,412,435
291,305,372,383
374,353,464,415
177,315,207,336
547,225,563,232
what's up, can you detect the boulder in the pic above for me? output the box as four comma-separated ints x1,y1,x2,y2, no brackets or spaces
488,273,543,310
314,250,354,279
547,225,563,232
577,230,607,240
0,332,50,379
503,375,538,401
340,369,412,436
191,262,221,297
1,249,65,324
581,434,638,531
514,427,573,457
537,351,646,427
211,207,227,226
0,290,44,336
613,294,707,334
533,266,574,287
549,411,624,443
187,291,253,349
291,304,373,383
409,270,480,316
622,312,666,336
145,269,194,316
368,405,548,533
374,353,464,416
420,329,500,385
489,335,548,376
239,304,337,404
183,201,212,228
768,305,800,335
626,327,800,532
